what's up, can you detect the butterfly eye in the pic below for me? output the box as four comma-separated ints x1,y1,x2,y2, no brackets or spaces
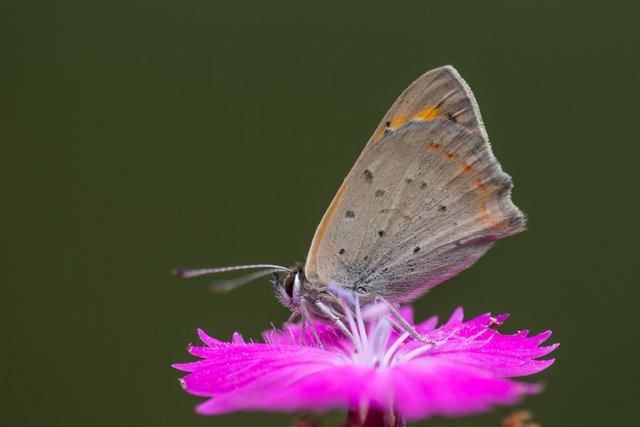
283,274,296,298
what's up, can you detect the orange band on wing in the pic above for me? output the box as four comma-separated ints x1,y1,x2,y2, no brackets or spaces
369,106,440,146
478,201,494,225
306,183,348,268
414,106,439,120
473,178,488,194
390,115,408,129
461,161,473,172
371,128,386,145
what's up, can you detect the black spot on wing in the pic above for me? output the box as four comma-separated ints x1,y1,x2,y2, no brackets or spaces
363,169,373,182
375,189,385,197
345,210,355,218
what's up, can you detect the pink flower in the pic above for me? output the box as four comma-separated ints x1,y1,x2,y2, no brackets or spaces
174,305,557,424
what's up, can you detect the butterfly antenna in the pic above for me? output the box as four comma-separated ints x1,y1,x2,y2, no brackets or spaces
209,268,281,293
172,264,292,279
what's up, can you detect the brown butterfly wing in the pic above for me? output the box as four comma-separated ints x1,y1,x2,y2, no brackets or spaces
365,65,489,147
304,66,524,303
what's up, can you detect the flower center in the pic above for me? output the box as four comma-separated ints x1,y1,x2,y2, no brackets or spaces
336,297,417,369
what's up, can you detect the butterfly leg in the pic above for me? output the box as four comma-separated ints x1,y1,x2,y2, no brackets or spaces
287,311,300,323
376,296,436,345
300,317,307,345
299,298,324,348
314,300,357,345
287,311,307,343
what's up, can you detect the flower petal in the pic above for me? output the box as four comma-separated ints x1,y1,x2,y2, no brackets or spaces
390,360,540,420
262,321,352,353
191,358,542,420
177,342,339,398
174,307,557,421
403,313,558,377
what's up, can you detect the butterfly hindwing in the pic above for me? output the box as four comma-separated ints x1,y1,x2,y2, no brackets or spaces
305,66,525,303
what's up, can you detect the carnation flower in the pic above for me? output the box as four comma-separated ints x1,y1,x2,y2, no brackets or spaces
174,302,557,426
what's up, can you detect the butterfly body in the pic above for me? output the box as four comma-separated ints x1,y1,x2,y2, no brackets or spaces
176,66,525,322
275,66,525,317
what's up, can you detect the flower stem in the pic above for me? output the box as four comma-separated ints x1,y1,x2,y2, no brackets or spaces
347,408,405,427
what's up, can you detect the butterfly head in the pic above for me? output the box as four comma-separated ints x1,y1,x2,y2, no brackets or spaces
273,263,366,321
273,263,306,309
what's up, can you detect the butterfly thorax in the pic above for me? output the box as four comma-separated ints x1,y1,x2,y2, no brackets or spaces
273,264,378,320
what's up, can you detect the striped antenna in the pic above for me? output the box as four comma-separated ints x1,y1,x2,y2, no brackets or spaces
172,264,292,279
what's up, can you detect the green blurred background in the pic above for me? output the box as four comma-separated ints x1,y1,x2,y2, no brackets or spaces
3,1,638,426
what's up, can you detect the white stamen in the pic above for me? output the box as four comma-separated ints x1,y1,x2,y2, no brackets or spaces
338,296,364,358
383,332,410,367
369,318,392,366
354,296,369,351
397,341,436,363
328,295,436,369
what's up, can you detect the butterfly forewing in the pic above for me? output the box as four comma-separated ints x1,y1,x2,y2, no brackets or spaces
365,65,489,149
305,66,525,303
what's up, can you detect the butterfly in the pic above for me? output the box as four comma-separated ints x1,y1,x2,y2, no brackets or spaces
175,66,525,338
